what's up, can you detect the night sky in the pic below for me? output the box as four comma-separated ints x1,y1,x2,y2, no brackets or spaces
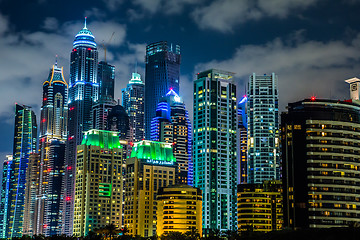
1,0,360,160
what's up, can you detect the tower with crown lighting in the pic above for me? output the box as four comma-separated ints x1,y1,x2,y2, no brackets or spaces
62,18,98,235
122,72,145,142
151,89,192,185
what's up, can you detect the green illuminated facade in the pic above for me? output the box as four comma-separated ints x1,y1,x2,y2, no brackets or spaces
73,129,124,237
131,140,176,162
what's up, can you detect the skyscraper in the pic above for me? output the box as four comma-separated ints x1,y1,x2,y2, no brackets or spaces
151,89,192,185
193,69,238,231
281,98,360,228
34,61,68,235
63,18,98,235
0,104,37,238
107,104,130,140
124,141,176,237
122,72,145,142
73,130,124,236
145,41,181,139
0,155,13,237
247,73,280,184
238,96,248,184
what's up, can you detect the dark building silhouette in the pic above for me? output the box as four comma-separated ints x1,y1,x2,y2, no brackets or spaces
107,105,130,140
144,41,180,139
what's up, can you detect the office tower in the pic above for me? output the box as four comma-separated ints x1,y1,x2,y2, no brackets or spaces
151,89,192,185
63,19,98,235
124,141,176,237
107,105,130,140
98,61,115,101
34,61,68,235
0,104,37,238
281,97,360,229
92,61,116,130
73,130,124,237
0,155,12,237
247,73,280,184
145,41,181,139
238,96,248,184
237,180,283,232
122,72,145,142
23,153,40,236
44,141,66,236
193,69,238,231
156,185,202,236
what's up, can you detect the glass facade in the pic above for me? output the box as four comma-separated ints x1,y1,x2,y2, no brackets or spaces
282,99,360,229
122,72,145,142
0,104,37,238
193,69,238,232
144,41,180,140
247,73,280,184
63,21,98,235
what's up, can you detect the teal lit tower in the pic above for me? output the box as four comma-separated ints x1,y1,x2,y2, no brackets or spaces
247,73,280,184
63,18,98,235
122,72,145,142
193,69,238,232
0,104,37,238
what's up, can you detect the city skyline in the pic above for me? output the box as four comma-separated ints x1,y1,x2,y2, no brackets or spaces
1,0,360,160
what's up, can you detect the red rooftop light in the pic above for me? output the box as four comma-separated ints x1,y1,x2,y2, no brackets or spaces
311,96,316,101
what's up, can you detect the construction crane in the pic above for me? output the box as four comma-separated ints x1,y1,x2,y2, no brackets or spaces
101,32,115,63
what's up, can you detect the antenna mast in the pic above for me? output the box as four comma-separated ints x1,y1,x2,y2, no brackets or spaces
102,32,115,63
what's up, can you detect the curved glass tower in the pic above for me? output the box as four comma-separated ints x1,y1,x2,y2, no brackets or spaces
63,18,98,235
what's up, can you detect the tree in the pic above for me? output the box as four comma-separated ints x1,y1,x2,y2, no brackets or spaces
160,231,187,240
185,228,201,240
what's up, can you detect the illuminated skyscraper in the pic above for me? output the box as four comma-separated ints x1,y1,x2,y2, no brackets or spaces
0,155,13,237
73,130,124,237
193,69,238,231
151,89,192,185
63,18,98,235
0,104,37,238
145,41,180,139
122,72,145,142
124,141,176,237
33,61,68,236
247,73,280,184
238,96,248,184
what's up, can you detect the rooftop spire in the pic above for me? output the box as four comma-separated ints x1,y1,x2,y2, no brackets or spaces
55,54,58,67
84,17,87,29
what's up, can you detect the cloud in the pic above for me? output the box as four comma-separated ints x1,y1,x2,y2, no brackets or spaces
195,31,360,110
42,17,59,31
0,13,128,123
191,0,318,32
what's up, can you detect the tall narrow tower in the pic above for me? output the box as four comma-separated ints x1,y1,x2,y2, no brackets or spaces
0,104,37,238
151,89,192,185
122,72,145,142
193,69,238,232
247,73,280,184
63,18,98,235
33,61,68,236
144,41,180,139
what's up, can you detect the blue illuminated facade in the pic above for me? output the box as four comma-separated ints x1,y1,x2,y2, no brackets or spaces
145,41,181,139
0,104,37,238
247,73,280,184
63,18,98,235
151,89,192,185
238,96,248,184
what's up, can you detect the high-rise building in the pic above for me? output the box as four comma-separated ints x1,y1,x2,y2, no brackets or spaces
73,130,124,237
282,98,360,229
34,61,68,236
145,41,180,139
122,72,145,142
124,141,176,237
156,185,202,236
92,100,116,130
238,96,248,184
0,155,13,237
237,180,283,232
193,69,238,231
247,73,280,184
0,104,37,238
107,104,130,140
98,61,115,101
23,153,40,236
151,89,192,185
63,19,99,235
